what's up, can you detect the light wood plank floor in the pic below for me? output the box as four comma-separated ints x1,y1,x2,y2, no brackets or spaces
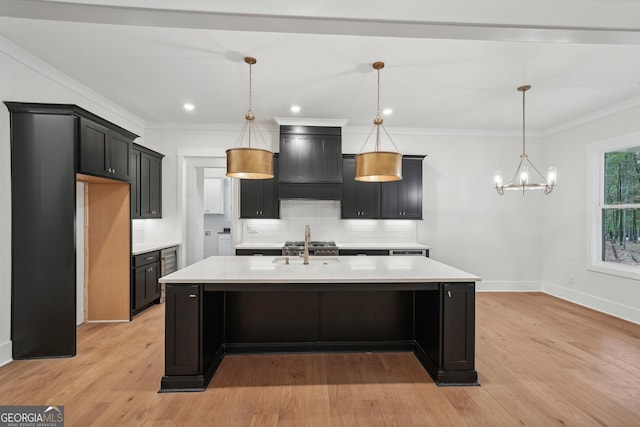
1,293,639,426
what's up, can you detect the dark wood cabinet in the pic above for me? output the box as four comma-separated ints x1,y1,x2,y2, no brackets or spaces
442,283,475,371
342,155,424,219
381,156,424,219
279,127,342,183
341,156,381,218
79,118,132,181
6,102,139,359
240,156,279,218
131,144,163,219
130,148,141,218
278,126,343,199
165,285,200,376
132,251,161,315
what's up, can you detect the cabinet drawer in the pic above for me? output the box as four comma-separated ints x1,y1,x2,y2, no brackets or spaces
134,250,160,267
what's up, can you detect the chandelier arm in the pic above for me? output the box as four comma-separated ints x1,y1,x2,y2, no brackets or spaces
508,157,525,185
380,124,401,153
250,119,273,151
357,125,377,154
524,157,548,181
233,120,250,148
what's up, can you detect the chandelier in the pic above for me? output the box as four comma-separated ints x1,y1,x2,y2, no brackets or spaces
493,85,556,195
355,61,402,182
226,57,274,179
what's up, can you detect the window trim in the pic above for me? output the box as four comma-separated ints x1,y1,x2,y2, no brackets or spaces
587,131,640,281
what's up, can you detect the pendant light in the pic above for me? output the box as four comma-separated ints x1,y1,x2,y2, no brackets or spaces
226,57,274,179
493,85,557,195
355,61,402,182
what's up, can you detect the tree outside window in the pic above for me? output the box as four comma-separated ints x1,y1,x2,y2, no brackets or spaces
602,149,640,266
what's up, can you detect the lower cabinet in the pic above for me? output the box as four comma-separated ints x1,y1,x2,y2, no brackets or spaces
132,251,161,316
442,283,475,371
165,285,200,376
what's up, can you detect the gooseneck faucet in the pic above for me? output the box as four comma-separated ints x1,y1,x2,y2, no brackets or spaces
303,225,311,265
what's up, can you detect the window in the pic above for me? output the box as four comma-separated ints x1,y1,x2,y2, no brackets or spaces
601,150,640,266
588,131,640,279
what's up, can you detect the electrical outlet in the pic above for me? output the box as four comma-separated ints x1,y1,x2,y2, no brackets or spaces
204,230,212,236
247,225,258,234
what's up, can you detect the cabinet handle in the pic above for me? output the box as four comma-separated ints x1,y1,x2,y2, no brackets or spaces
113,168,116,173
188,294,197,298
447,290,452,298
145,256,154,260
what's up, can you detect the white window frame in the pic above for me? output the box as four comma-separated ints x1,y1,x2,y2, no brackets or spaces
587,130,640,280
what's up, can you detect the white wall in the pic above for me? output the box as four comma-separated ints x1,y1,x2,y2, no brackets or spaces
541,105,640,324
145,124,546,287
0,36,145,365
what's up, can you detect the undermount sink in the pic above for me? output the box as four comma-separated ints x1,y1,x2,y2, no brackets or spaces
272,256,340,265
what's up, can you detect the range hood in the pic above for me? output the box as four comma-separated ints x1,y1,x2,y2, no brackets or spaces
278,125,343,200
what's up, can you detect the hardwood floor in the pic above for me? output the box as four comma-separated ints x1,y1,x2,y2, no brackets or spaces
1,292,639,426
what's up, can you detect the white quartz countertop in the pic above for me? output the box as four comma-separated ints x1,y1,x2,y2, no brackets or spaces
233,242,431,250
132,242,180,255
159,255,479,284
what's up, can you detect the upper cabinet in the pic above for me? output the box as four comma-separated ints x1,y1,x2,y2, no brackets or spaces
204,178,224,214
241,156,279,218
380,156,424,219
131,144,164,219
341,156,381,219
79,118,132,181
342,155,424,220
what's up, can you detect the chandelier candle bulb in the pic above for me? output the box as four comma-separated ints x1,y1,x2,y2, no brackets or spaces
547,167,557,186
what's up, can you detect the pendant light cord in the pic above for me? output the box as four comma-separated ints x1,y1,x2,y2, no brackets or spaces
521,87,526,158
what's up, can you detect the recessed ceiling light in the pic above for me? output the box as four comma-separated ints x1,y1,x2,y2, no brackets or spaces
382,108,393,115
290,105,301,113
183,103,195,111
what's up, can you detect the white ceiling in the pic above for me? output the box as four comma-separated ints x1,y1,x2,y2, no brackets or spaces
1,0,640,131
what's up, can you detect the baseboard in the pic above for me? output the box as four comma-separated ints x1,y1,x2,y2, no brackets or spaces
0,340,12,367
542,281,640,325
476,281,541,292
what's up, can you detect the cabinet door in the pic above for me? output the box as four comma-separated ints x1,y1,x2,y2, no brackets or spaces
141,152,162,218
130,148,141,218
442,283,475,371
279,134,342,183
203,178,223,214
79,118,109,177
240,157,279,218
133,266,147,310
145,262,160,302
341,157,380,218
381,157,423,219
165,285,200,375
108,132,131,181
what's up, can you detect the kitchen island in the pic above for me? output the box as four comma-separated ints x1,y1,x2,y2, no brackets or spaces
159,255,480,392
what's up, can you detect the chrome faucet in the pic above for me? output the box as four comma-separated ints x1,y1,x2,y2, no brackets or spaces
303,225,311,265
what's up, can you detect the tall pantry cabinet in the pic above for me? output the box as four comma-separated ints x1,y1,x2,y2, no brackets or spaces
6,102,139,359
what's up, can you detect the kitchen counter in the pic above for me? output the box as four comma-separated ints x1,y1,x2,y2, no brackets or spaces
160,255,479,392
160,255,473,286
132,242,180,255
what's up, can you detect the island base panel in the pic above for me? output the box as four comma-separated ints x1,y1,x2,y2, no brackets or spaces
161,283,478,392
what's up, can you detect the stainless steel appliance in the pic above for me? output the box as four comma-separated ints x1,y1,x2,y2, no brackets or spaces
282,241,339,257
389,249,428,256
159,246,178,303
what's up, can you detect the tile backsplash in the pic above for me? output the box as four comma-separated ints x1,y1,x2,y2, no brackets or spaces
240,200,419,243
